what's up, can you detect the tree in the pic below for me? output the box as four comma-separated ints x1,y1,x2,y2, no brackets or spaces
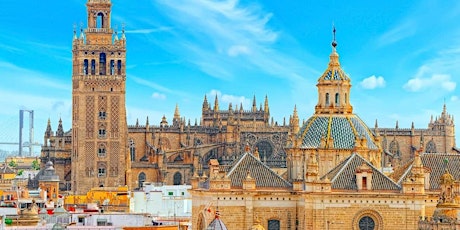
31,160,40,170
8,160,17,168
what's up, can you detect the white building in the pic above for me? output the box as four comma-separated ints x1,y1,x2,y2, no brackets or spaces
130,183,192,220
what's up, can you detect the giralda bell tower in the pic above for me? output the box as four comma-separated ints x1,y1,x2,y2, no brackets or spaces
71,0,129,194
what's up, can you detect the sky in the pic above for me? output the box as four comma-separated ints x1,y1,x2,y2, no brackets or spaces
1,0,460,153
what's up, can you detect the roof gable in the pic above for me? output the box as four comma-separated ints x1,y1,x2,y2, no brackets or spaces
227,152,291,188
322,153,400,191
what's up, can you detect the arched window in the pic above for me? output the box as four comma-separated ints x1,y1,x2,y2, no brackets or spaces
345,93,348,104
256,140,274,161
98,163,107,177
91,59,96,75
117,60,122,75
96,12,104,28
83,59,89,75
325,93,330,106
98,124,106,138
426,140,437,153
98,143,106,157
110,60,115,75
335,93,340,105
358,216,375,230
173,172,182,185
99,109,106,120
129,139,136,162
268,219,280,230
138,172,146,189
99,53,106,75
389,140,399,157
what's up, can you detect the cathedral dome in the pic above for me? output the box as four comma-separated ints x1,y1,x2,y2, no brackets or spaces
298,114,379,150
298,28,379,151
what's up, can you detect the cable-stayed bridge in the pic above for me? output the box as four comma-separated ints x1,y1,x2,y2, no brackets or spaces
0,110,41,160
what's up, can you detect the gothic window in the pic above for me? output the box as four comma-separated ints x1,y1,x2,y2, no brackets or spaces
325,93,330,106
99,53,106,75
268,219,280,230
335,93,340,105
426,140,437,153
83,59,89,75
129,139,135,161
91,59,96,75
98,144,106,157
138,172,146,189
117,60,122,75
173,172,182,185
358,216,375,230
256,140,273,160
389,140,400,157
110,60,115,75
96,12,104,28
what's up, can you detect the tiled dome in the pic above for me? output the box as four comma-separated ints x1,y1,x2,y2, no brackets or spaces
298,114,379,150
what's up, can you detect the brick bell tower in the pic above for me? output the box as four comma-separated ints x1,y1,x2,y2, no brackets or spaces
71,0,130,194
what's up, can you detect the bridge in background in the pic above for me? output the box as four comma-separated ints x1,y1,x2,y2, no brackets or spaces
0,110,41,157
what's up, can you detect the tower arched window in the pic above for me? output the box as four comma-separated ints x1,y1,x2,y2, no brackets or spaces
98,124,106,138
83,59,89,75
129,139,136,162
91,59,96,75
335,93,340,106
98,143,106,157
97,162,107,177
117,60,122,75
345,93,348,104
99,53,106,75
110,60,115,75
325,93,330,106
96,12,104,28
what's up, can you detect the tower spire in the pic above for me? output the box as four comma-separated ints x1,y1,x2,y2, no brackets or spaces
332,25,337,49
214,94,219,111
315,26,352,115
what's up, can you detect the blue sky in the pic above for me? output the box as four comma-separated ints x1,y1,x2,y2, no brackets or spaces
1,0,460,152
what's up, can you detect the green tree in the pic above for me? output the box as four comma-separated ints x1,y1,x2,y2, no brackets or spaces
8,160,17,168
17,169,24,176
31,160,40,170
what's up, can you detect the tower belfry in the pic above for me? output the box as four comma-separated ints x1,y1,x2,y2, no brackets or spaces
71,0,129,194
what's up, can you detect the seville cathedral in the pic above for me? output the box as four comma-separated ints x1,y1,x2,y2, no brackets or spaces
34,0,460,229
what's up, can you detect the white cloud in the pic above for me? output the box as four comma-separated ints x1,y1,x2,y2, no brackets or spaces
207,89,250,109
451,96,458,102
404,73,456,92
377,20,416,47
149,0,317,82
125,27,173,34
152,92,166,100
360,75,386,89
130,75,190,97
228,45,250,57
